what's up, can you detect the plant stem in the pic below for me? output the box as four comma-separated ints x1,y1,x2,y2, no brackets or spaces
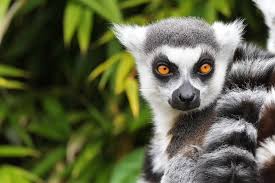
0,0,27,45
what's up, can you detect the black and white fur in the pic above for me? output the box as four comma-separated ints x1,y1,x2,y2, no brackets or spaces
114,18,250,182
113,1,275,182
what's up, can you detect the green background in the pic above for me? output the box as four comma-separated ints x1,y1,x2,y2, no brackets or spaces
0,0,268,182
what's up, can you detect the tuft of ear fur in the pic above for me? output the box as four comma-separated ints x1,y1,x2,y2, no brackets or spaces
112,24,147,53
212,20,245,52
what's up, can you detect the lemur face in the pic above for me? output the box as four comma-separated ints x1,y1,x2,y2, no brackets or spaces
114,18,244,112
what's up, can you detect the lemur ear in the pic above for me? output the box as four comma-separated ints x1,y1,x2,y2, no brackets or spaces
112,24,147,53
212,20,245,52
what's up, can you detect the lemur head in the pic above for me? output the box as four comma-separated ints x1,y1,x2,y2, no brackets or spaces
114,18,244,113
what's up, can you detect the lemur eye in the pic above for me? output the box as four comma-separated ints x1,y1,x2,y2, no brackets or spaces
157,65,170,75
198,63,212,75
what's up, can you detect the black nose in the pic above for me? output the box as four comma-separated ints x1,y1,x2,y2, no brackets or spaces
169,81,200,111
179,93,195,103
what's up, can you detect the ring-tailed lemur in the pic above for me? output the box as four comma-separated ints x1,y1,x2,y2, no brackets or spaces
113,2,275,182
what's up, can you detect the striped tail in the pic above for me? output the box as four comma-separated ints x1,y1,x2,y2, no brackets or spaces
257,89,275,182
194,88,267,183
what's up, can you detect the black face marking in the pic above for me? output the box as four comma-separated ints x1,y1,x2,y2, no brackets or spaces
192,52,215,81
144,17,219,54
169,81,200,111
152,54,179,82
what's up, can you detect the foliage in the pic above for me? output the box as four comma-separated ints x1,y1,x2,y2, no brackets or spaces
0,0,267,182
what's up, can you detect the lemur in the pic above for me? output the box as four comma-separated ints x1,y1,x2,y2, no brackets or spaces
113,0,275,182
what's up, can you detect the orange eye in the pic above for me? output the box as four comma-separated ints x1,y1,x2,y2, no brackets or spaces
157,65,170,75
198,63,212,75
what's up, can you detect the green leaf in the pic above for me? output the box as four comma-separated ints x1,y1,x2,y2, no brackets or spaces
0,146,39,158
0,165,42,183
98,63,114,90
88,52,122,81
111,148,144,183
32,147,66,177
63,1,81,46
67,124,94,163
43,96,64,118
78,0,122,22
77,7,93,54
114,52,135,94
212,0,231,17
0,0,10,22
204,1,217,23
0,77,26,89
129,104,151,132
0,64,29,78
125,77,139,117
93,31,114,48
119,0,151,9
72,142,101,178
20,0,46,15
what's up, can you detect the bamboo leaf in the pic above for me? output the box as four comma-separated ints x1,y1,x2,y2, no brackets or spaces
119,0,151,9
0,77,26,89
67,124,94,163
77,7,93,54
111,148,144,183
63,1,81,46
0,146,39,157
32,147,66,177
125,77,139,117
72,142,101,178
114,53,134,94
0,165,42,183
78,0,122,22
88,52,122,81
204,1,217,23
0,0,11,23
212,0,231,17
98,63,114,90
93,31,114,48
0,64,29,78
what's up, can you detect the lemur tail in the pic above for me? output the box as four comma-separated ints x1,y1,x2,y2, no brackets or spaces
253,0,275,53
256,89,275,182
214,87,275,183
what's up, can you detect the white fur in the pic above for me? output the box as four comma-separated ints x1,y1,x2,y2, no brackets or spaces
148,93,180,173
113,19,244,179
256,135,275,168
212,20,244,53
253,0,275,27
253,0,275,53
113,24,147,53
231,58,275,79
204,119,257,147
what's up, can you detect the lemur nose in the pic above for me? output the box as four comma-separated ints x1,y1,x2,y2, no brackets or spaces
178,93,195,103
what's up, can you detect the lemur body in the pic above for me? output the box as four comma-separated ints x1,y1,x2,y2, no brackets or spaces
113,1,275,182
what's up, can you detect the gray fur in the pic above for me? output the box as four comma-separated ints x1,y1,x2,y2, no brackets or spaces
203,118,257,150
144,17,219,53
162,146,258,183
161,155,196,183
113,15,273,183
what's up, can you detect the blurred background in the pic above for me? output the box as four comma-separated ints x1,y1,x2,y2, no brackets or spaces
0,0,269,182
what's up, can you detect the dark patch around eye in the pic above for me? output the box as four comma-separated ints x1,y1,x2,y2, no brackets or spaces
193,52,215,81
152,54,179,82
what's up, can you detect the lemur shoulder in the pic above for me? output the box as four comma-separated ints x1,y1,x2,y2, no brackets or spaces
113,0,275,182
